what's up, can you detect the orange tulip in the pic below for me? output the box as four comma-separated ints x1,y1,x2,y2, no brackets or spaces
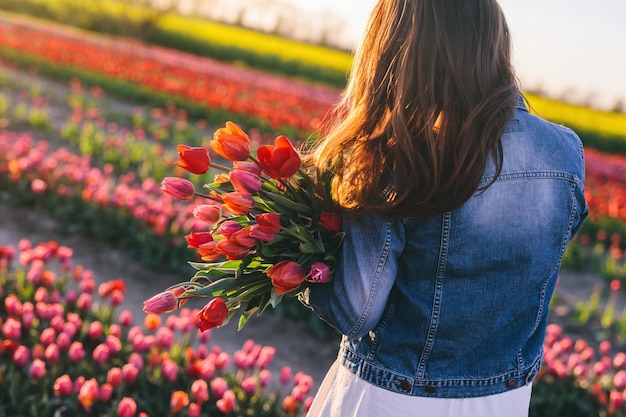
211,121,251,161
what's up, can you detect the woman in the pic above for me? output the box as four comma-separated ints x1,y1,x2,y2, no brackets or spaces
300,0,588,416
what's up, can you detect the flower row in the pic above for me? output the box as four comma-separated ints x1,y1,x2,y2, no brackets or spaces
0,239,314,416
0,21,339,133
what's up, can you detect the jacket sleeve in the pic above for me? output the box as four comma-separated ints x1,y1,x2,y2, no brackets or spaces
299,213,405,339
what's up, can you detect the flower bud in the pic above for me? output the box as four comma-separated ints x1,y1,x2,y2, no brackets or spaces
176,144,210,175
161,177,195,200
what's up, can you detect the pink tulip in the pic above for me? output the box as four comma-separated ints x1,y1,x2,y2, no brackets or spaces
118,310,134,327
129,352,144,371
2,317,21,339
188,403,201,417
210,377,229,398
29,358,46,379
280,366,293,385
44,343,60,362
107,367,123,388
88,321,104,339
306,262,331,283
54,374,73,397
216,220,242,239
12,345,30,367
69,341,86,362
230,169,262,194
257,346,276,369
99,383,113,402
4,294,23,316
162,358,179,382
143,290,179,314
242,376,257,395
56,332,71,351
122,363,139,383
193,204,222,225
156,327,174,349
161,177,195,200
259,369,271,388
191,379,209,403
117,397,138,417
216,390,237,413
106,335,122,354
93,343,111,364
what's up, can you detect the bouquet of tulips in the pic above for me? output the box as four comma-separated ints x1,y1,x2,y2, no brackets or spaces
145,122,343,330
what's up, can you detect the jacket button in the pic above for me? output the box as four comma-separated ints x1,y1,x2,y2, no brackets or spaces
393,380,412,391
507,379,517,388
425,385,437,394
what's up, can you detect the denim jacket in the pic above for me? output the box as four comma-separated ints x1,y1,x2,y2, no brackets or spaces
301,97,589,398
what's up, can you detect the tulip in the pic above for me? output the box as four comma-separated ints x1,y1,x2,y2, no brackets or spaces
257,135,301,178
162,358,179,382
266,261,306,295
250,212,281,241
191,379,209,403
161,177,195,200
143,290,179,314
185,232,214,249
306,262,331,283
122,363,139,383
318,211,342,233
117,397,138,417
44,343,60,362
107,367,123,388
257,346,276,369
2,317,21,339
93,343,111,364
230,169,262,194
195,299,229,332
193,204,222,225
233,160,261,176
99,383,113,402
280,366,293,385
283,395,297,414
217,390,237,413
29,358,46,379
211,121,251,161
69,341,86,362
176,144,210,175
12,345,30,367
197,240,223,261
189,403,202,417
170,390,190,413
222,192,255,216
216,239,252,260
88,321,104,339
216,220,242,239
54,374,73,397
78,378,99,412
144,313,162,331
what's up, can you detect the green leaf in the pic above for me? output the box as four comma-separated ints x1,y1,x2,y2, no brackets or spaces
259,189,313,214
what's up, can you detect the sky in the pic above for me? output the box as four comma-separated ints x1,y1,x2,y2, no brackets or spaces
286,0,626,110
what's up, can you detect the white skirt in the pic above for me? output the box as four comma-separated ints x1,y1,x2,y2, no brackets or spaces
306,360,533,417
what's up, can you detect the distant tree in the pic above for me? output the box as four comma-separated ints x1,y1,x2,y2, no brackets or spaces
611,98,625,114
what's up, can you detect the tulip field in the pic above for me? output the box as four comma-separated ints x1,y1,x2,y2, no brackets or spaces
1,10,626,417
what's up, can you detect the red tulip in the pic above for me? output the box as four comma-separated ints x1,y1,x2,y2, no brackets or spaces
266,261,306,295
161,177,195,200
318,211,342,233
176,144,210,175
257,135,301,178
78,378,99,412
195,298,229,332
211,121,251,161
185,232,214,249
250,212,281,241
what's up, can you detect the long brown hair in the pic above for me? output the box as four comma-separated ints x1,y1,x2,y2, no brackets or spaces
309,0,520,220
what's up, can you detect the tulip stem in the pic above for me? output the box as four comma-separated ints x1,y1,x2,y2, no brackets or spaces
280,226,312,243
210,162,233,172
193,191,222,203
